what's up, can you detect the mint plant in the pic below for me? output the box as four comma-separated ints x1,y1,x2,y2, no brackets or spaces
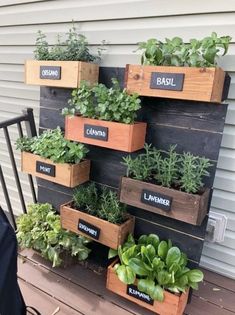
122,145,211,194
62,79,141,124
16,127,88,164
16,203,91,267
73,183,127,224
34,25,100,62
108,234,204,301
138,32,231,67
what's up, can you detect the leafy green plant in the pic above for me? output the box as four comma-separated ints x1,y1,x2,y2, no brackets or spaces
73,183,127,224
16,203,91,267
122,144,211,194
108,234,203,301
16,127,88,164
62,79,141,124
138,32,231,67
34,25,99,62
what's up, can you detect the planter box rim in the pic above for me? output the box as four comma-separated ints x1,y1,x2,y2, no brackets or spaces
22,151,88,166
26,59,98,65
61,201,134,227
66,115,144,126
126,63,224,71
122,176,210,198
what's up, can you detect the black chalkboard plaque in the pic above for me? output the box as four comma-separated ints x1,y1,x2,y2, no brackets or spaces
150,72,185,91
127,285,154,305
40,66,61,80
78,219,101,240
36,161,56,177
84,124,108,141
141,189,172,211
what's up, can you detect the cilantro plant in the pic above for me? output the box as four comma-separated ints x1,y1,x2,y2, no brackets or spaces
16,127,88,164
73,183,127,224
108,234,204,302
62,79,141,124
34,25,100,62
122,144,211,194
16,203,91,267
138,32,231,67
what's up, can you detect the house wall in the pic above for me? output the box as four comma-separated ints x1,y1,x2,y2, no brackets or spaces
0,0,234,278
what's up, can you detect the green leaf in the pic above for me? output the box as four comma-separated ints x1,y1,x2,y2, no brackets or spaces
108,248,118,259
150,285,164,302
116,265,136,284
138,278,155,296
166,247,181,267
187,269,204,283
157,270,172,285
122,245,137,265
158,241,168,259
128,258,149,276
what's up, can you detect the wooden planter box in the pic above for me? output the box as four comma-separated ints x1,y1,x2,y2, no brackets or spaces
125,64,227,103
25,60,99,88
60,202,135,249
21,151,90,187
65,116,147,152
107,259,189,315
120,177,210,225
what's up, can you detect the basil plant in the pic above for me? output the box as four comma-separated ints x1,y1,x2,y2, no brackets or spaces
109,234,203,302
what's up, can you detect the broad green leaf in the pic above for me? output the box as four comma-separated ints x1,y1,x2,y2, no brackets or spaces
166,247,181,267
108,248,118,259
158,241,168,259
138,278,155,296
116,265,136,284
128,258,149,276
150,285,164,302
147,234,160,250
187,269,204,283
157,270,172,285
122,245,137,265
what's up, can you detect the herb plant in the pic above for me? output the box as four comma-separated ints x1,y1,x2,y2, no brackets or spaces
62,79,141,124
108,234,203,302
73,183,127,224
138,32,231,67
16,127,88,164
16,203,91,267
122,144,211,194
34,25,99,62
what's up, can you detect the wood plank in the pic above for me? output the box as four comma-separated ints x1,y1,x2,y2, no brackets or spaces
19,279,82,315
202,268,235,293
18,260,138,315
193,281,235,312
184,295,235,315
18,253,150,315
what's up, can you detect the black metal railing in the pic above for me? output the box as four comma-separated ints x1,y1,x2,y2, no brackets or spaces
0,108,37,229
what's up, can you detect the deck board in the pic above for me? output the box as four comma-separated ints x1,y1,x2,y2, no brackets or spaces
18,249,235,315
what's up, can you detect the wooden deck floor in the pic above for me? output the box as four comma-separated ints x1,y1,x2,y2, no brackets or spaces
18,249,235,315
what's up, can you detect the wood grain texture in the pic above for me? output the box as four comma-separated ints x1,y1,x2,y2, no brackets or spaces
125,65,226,103
120,177,210,225
22,151,90,187
25,60,99,88
107,259,189,315
65,116,147,152
60,202,135,249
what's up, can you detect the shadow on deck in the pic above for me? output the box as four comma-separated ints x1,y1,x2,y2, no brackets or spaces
18,249,235,315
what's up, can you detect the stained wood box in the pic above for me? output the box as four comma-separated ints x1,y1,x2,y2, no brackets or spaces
125,64,227,103
21,151,90,187
25,60,99,88
107,259,189,315
120,177,210,226
60,202,135,249
65,116,147,152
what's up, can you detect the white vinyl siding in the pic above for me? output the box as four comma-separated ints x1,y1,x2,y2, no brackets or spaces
0,0,234,278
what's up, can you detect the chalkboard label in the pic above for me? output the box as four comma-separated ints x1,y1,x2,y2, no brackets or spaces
141,189,172,211
36,161,56,177
84,124,108,141
150,72,185,91
78,219,100,240
40,66,61,80
127,285,154,305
